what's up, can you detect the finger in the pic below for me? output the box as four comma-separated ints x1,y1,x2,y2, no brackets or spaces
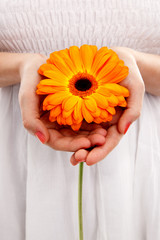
57,127,107,148
70,151,87,166
74,149,89,163
90,127,107,137
87,127,107,146
70,153,79,166
118,68,145,134
47,129,91,151
19,89,49,143
85,125,123,165
70,128,107,164
47,127,106,151
19,55,50,143
88,133,106,146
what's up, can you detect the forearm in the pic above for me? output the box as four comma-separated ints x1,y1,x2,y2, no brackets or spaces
134,50,160,96
0,52,24,87
0,52,34,87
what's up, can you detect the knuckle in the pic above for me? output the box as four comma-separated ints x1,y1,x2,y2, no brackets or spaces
22,118,31,130
137,80,145,93
18,90,28,105
134,109,141,119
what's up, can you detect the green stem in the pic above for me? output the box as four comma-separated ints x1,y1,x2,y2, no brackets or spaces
78,162,84,240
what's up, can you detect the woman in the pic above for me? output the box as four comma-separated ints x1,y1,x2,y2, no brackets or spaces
0,0,160,239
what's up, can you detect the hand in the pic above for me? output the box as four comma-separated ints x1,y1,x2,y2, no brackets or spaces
18,53,107,152
70,107,123,165
70,47,145,165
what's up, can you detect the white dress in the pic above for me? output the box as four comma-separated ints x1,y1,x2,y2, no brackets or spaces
0,0,160,240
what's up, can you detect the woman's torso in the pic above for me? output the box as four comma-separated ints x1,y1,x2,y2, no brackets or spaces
0,0,160,55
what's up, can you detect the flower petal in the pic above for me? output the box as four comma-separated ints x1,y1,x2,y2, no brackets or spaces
38,79,66,86
95,46,109,56
57,114,63,125
43,91,70,106
91,107,101,117
63,95,79,111
84,96,97,112
80,45,96,73
49,116,57,122
82,101,94,123
92,93,108,109
92,52,111,75
96,86,112,97
117,96,126,104
36,85,67,95
71,122,83,131
61,117,67,125
38,63,59,75
75,116,83,125
96,53,119,80
50,105,62,118
42,71,68,85
109,67,129,83
98,60,124,83
100,109,109,119
91,45,98,56
106,106,116,115
58,48,78,74
100,83,129,97
69,46,85,72
66,115,73,125
119,101,127,107
49,51,74,78
117,96,127,107
91,47,111,74
62,108,74,119
73,98,83,121
107,113,113,121
43,104,55,111
38,79,67,87
93,117,104,124
106,95,119,106
56,114,67,125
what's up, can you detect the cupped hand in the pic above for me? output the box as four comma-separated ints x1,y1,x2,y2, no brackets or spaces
70,47,145,165
18,53,107,152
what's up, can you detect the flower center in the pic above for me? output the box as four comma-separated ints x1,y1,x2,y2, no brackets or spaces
75,78,92,91
68,72,98,97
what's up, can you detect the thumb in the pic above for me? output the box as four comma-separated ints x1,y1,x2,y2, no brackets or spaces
118,82,145,134
19,90,49,144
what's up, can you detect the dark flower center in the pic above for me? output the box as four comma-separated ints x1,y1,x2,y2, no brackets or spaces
75,79,92,91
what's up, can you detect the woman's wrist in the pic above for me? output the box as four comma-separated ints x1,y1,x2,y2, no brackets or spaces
133,49,160,96
0,52,45,88
0,52,26,87
114,47,160,96
19,53,44,74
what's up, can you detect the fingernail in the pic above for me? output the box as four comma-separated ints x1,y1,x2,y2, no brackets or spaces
78,160,85,163
124,122,131,134
35,131,45,144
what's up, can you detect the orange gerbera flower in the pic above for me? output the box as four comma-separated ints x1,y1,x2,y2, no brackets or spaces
36,45,129,130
